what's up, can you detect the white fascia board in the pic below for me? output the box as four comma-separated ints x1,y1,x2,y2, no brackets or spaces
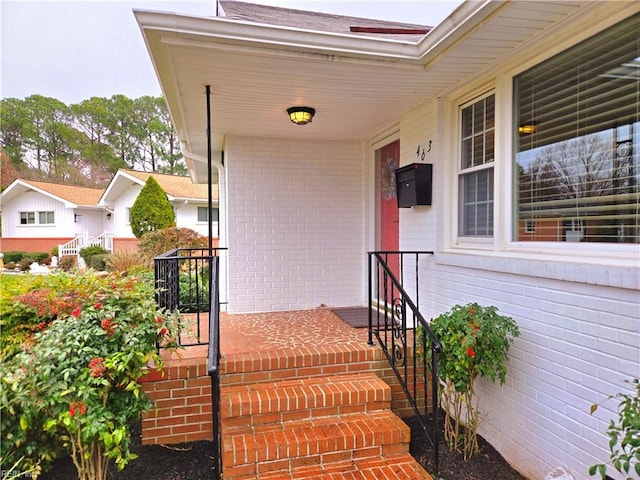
99,170,144,206
415,0,503,63
2,179,77,208
135,2,502,68
135,10,425,64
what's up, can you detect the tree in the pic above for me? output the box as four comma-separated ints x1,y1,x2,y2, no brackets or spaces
105,95,140,169
0,94,187,183
129,176,175,238
1,148,20,189
0,97,29,168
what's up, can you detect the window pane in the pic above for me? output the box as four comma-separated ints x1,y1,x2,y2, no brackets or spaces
461,138,473,169
473,135,484,167
459,169,494,236
197,207,219,222
38,211,54,224
485,95,495,131
514,14,640,243
462,107,473,138
20,212,35,225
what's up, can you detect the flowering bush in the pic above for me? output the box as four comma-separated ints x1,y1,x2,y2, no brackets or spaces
0,271,183,479
419,303,520,460
589,378,640,479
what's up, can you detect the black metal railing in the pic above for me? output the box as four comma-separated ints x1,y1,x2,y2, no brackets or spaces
207,256,223,479
154,247,226,347
368,251,442,476
154,247,225,480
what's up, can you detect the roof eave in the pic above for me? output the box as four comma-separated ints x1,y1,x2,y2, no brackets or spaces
134,10,427,63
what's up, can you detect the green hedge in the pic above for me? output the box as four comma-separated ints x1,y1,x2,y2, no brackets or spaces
2,251,49,264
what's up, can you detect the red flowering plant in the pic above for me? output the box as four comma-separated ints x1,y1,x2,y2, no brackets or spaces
419,302,520,460
0,271,183,479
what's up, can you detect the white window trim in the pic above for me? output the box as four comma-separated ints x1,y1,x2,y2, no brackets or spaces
454,89,496,249
18,210,55,226
440,71,639,283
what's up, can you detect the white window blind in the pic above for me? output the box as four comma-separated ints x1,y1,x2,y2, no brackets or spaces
514,14,639,243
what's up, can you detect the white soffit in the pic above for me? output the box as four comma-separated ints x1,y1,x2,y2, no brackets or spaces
135,1,638,181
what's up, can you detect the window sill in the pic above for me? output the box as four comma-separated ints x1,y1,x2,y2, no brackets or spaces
437,245,639,290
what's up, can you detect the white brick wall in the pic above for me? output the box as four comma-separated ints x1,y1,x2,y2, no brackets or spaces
397,88,640,480
422,264,639,480
225,136,365,313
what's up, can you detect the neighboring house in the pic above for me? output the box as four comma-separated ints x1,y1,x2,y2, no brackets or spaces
136,1,640,479
0,170,218,254
99,169,219,251
0,179,107,254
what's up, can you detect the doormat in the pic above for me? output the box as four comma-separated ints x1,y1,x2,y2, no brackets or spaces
330,307,370,329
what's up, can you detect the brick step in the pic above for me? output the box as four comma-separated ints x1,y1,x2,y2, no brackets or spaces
222,409,411,479
221,343,378,387
221,373,391,428
232,453,432,479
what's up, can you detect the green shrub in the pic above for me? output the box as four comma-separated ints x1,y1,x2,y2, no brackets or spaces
138,227,207,262
178,270,210,313
419,303,520,460
0,271,183,478
2,252,47,264
590,378,640,479
50,246,59,257
30,252,49,264
129,176,176,239
3,251,26,264
90,254,109,271
79,245,109,265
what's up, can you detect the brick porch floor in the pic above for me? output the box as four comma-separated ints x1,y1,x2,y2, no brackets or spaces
144,307,432,479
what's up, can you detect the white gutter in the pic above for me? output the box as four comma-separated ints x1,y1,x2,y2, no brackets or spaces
135,9,425,63
136,1,504,69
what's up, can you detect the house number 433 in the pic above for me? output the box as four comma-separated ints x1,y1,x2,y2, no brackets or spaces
416,140,432,161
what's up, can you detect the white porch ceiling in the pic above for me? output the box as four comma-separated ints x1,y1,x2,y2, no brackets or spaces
135,1,637,182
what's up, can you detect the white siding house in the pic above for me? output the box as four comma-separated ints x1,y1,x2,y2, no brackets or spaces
99,169,218,251
136,2,639,479
0,179,107,254
1,171,219,254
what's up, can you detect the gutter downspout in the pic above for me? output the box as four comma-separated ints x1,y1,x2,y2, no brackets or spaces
180,138,227,312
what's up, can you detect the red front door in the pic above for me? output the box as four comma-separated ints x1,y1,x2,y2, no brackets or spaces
377,140,400,278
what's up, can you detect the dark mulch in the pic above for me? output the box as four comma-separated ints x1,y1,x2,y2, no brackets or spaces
41,416,526,480
405,414,527,480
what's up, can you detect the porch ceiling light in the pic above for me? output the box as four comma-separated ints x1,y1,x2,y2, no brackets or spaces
287,106,315,126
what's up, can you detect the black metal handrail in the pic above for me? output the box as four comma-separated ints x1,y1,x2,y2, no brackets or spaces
154,247,226,347
154,247,225,479
368,251,442,476
207,256,222,480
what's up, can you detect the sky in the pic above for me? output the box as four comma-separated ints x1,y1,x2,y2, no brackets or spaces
0,0,463,105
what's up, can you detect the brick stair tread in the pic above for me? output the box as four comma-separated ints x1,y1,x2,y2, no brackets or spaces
232,453,432,479
223,410,410,470
221,373,391,423
222,342,377,376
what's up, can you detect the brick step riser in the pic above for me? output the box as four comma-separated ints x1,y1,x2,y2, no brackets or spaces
221,350,429,420
231,453,432,480
222,411,411,479
141,351,430,442
221,373,392,428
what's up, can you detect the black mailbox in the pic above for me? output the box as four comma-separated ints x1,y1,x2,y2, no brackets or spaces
395,163,432,208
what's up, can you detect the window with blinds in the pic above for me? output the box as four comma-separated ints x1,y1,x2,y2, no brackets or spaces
514,14,639,243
